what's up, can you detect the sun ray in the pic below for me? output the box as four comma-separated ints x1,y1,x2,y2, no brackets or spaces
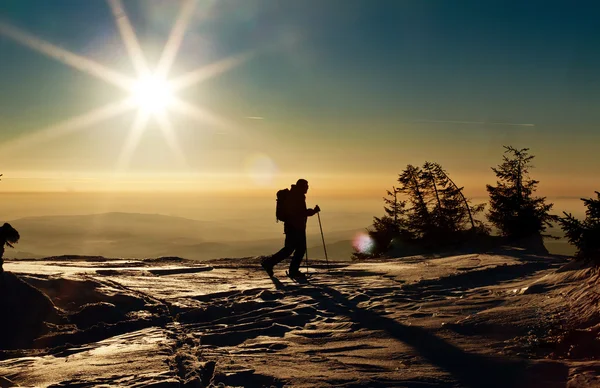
156,0,197,79
155,112,189,168
106,0,149,76
0,99,135,155
1,7,255,173
0,21,133,91
115,109,151,172
170,97,238,136
170,53,252,92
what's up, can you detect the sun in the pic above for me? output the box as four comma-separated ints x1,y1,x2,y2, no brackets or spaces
0,0,251,169
131,74,174,113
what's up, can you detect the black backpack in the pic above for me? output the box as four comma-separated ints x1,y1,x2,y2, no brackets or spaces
275,188,290,222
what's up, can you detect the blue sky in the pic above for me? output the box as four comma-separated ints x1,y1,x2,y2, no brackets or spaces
0,0,598,195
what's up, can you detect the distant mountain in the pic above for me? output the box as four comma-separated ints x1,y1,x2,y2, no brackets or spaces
4,250,44,259
8,213,242,259
8,213,361,261
11,212,245,241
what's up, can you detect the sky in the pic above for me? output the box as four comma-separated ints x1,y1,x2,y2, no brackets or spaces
0,0,599,200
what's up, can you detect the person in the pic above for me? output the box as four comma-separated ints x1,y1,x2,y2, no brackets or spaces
0,223,20,276
261,179,320,278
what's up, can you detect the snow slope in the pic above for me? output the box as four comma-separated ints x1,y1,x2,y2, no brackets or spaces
0,252,597,387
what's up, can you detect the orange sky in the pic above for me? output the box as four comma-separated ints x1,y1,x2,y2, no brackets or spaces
1,1,598,202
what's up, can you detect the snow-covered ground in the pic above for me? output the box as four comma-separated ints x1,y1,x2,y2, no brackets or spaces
1,253,598,387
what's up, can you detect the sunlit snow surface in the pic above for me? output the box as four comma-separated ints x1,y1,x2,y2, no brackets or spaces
1,254,597,387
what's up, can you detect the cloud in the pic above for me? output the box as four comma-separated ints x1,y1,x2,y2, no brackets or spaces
412,120,535,127
246,116,264,120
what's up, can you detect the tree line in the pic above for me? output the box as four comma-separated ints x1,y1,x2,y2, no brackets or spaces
356,146,600,263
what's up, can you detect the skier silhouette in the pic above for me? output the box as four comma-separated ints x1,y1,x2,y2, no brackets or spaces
261,179,320,278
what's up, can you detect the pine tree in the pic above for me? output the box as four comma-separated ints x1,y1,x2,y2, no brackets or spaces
353,187,411,258
382,186,405,229
559,192,600,262
368,187,409,254
421,162,445,234
486,146,557,240
398,164,433,240
421,162,487,239
432,162,487,232
359,162,489,259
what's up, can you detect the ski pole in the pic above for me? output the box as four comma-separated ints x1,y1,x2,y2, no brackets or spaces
305,240,309,275
317,212,330,271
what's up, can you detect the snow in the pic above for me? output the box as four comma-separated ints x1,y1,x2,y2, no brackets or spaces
0,253,598,387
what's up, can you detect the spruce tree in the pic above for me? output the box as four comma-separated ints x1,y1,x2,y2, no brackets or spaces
559,192,600,262
486,146,557,240
359,162,488,259
431,162,486,233
397,164,432,239
421,162,487,239
367,187,410,255
421,162,445,234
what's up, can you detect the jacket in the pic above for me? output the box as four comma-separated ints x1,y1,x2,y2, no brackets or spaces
284,185,317,232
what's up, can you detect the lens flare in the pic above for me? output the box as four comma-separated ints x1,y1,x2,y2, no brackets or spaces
352,232,375,254
244,153,278,186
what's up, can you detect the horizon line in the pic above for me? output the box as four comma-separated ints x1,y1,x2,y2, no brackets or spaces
0,190,590,200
